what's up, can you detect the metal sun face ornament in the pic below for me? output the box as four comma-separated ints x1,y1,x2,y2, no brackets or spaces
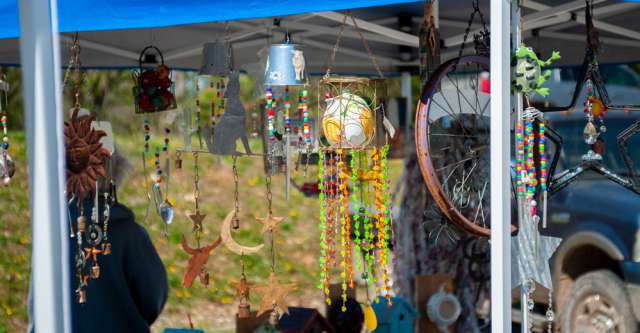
264,33,306,86
321,92,375,148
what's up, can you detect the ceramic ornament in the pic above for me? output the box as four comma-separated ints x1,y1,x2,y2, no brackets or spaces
512,46,560,97
321,93,375,148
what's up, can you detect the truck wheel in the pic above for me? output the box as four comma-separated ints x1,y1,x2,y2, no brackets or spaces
560,270,635,333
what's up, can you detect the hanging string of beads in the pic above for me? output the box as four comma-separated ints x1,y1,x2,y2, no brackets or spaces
284,86,291,134
1,93,9,186
317,151,331,304
266,87,276,142
350,150,362,273
213,78,226,126
299,90,311,150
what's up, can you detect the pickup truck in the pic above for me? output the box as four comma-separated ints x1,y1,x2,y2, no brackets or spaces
538,110,640,333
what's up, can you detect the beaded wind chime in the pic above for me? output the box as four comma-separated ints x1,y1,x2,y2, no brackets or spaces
264,87,312,161
0,75,13,186
134,45,176,233
317,76,392,315
316,11,393,316
512,45,560,333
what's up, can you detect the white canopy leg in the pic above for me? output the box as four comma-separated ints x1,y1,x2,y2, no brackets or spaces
490,0,512,331
18,0,70,331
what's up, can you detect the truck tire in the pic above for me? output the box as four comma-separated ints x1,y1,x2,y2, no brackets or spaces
560,270,636,333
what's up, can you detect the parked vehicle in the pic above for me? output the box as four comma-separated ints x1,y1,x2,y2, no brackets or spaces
539,110,640,333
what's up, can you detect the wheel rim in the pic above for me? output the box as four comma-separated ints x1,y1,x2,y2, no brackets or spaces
415,55,516,237
573,294,623,333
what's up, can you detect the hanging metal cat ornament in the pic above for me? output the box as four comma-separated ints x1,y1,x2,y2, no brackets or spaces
203,70,252,156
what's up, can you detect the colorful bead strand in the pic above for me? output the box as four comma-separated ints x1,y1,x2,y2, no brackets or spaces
266,88,275,141
143,117,150,154
539,121,547,193
350,150,363,272
515,120,525,197
1,111,9,185
153,147,162,190
300,90,311,146
284,86,291,134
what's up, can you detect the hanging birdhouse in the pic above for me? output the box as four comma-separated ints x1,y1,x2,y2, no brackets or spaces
132,46,177,114
318,76,386,149
371,297,418,333
264,33,307,86
199,40,233,76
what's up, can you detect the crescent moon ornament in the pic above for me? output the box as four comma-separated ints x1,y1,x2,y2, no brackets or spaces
220,210,265,255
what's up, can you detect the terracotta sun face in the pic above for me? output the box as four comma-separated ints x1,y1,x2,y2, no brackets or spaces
64,109,110,201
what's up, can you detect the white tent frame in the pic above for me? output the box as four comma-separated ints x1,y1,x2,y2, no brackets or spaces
16,0,640,331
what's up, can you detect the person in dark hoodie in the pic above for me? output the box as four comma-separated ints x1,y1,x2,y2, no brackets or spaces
29,147,168,332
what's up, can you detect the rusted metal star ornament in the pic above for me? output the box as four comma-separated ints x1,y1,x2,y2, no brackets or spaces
254,272,296,317
233,272,254,318
257,213,286,235
181,235,222,288
189,210,206,233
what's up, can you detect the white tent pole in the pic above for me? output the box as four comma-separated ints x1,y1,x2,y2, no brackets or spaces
490,0,511,332
18,0,70,331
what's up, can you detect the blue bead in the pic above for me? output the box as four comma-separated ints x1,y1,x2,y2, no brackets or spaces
2,142,8,149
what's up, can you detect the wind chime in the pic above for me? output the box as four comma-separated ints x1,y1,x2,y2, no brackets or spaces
263,30,311,199
512,44,561,332
218,156,265,317
253,174,296,326
64,35,113,303
317,12,393,318
134,45,176,234
0,75,13,186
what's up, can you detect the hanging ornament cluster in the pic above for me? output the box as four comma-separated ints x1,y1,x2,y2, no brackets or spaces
133,46,177,113
132,46,176,233
64,35,116,304
0,76,14,186
317,11,394,315
515,106,548,225
318,145,393,311
512,45,561,333
583,77,608,146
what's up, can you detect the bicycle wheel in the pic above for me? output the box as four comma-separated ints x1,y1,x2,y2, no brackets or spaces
416,55,516,237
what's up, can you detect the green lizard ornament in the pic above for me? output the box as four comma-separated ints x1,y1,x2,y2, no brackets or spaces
512,45,561,97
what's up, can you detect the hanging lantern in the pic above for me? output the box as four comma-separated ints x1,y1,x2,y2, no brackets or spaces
199,40,233,76
319,76,386,149
264,33,306,86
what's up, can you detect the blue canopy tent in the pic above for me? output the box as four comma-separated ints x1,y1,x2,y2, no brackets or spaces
9,0,640,332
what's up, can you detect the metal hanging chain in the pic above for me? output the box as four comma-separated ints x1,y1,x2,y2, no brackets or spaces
424,0,438,56
71,33,83,112
265,173,276,271
457,0,489,60
324,13,349,78
324,11,384,79
350,12,384,78
193,152,200,212
232,155,240,229
266,173,273,214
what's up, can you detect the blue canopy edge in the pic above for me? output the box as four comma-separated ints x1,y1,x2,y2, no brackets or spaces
0,0,418,39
